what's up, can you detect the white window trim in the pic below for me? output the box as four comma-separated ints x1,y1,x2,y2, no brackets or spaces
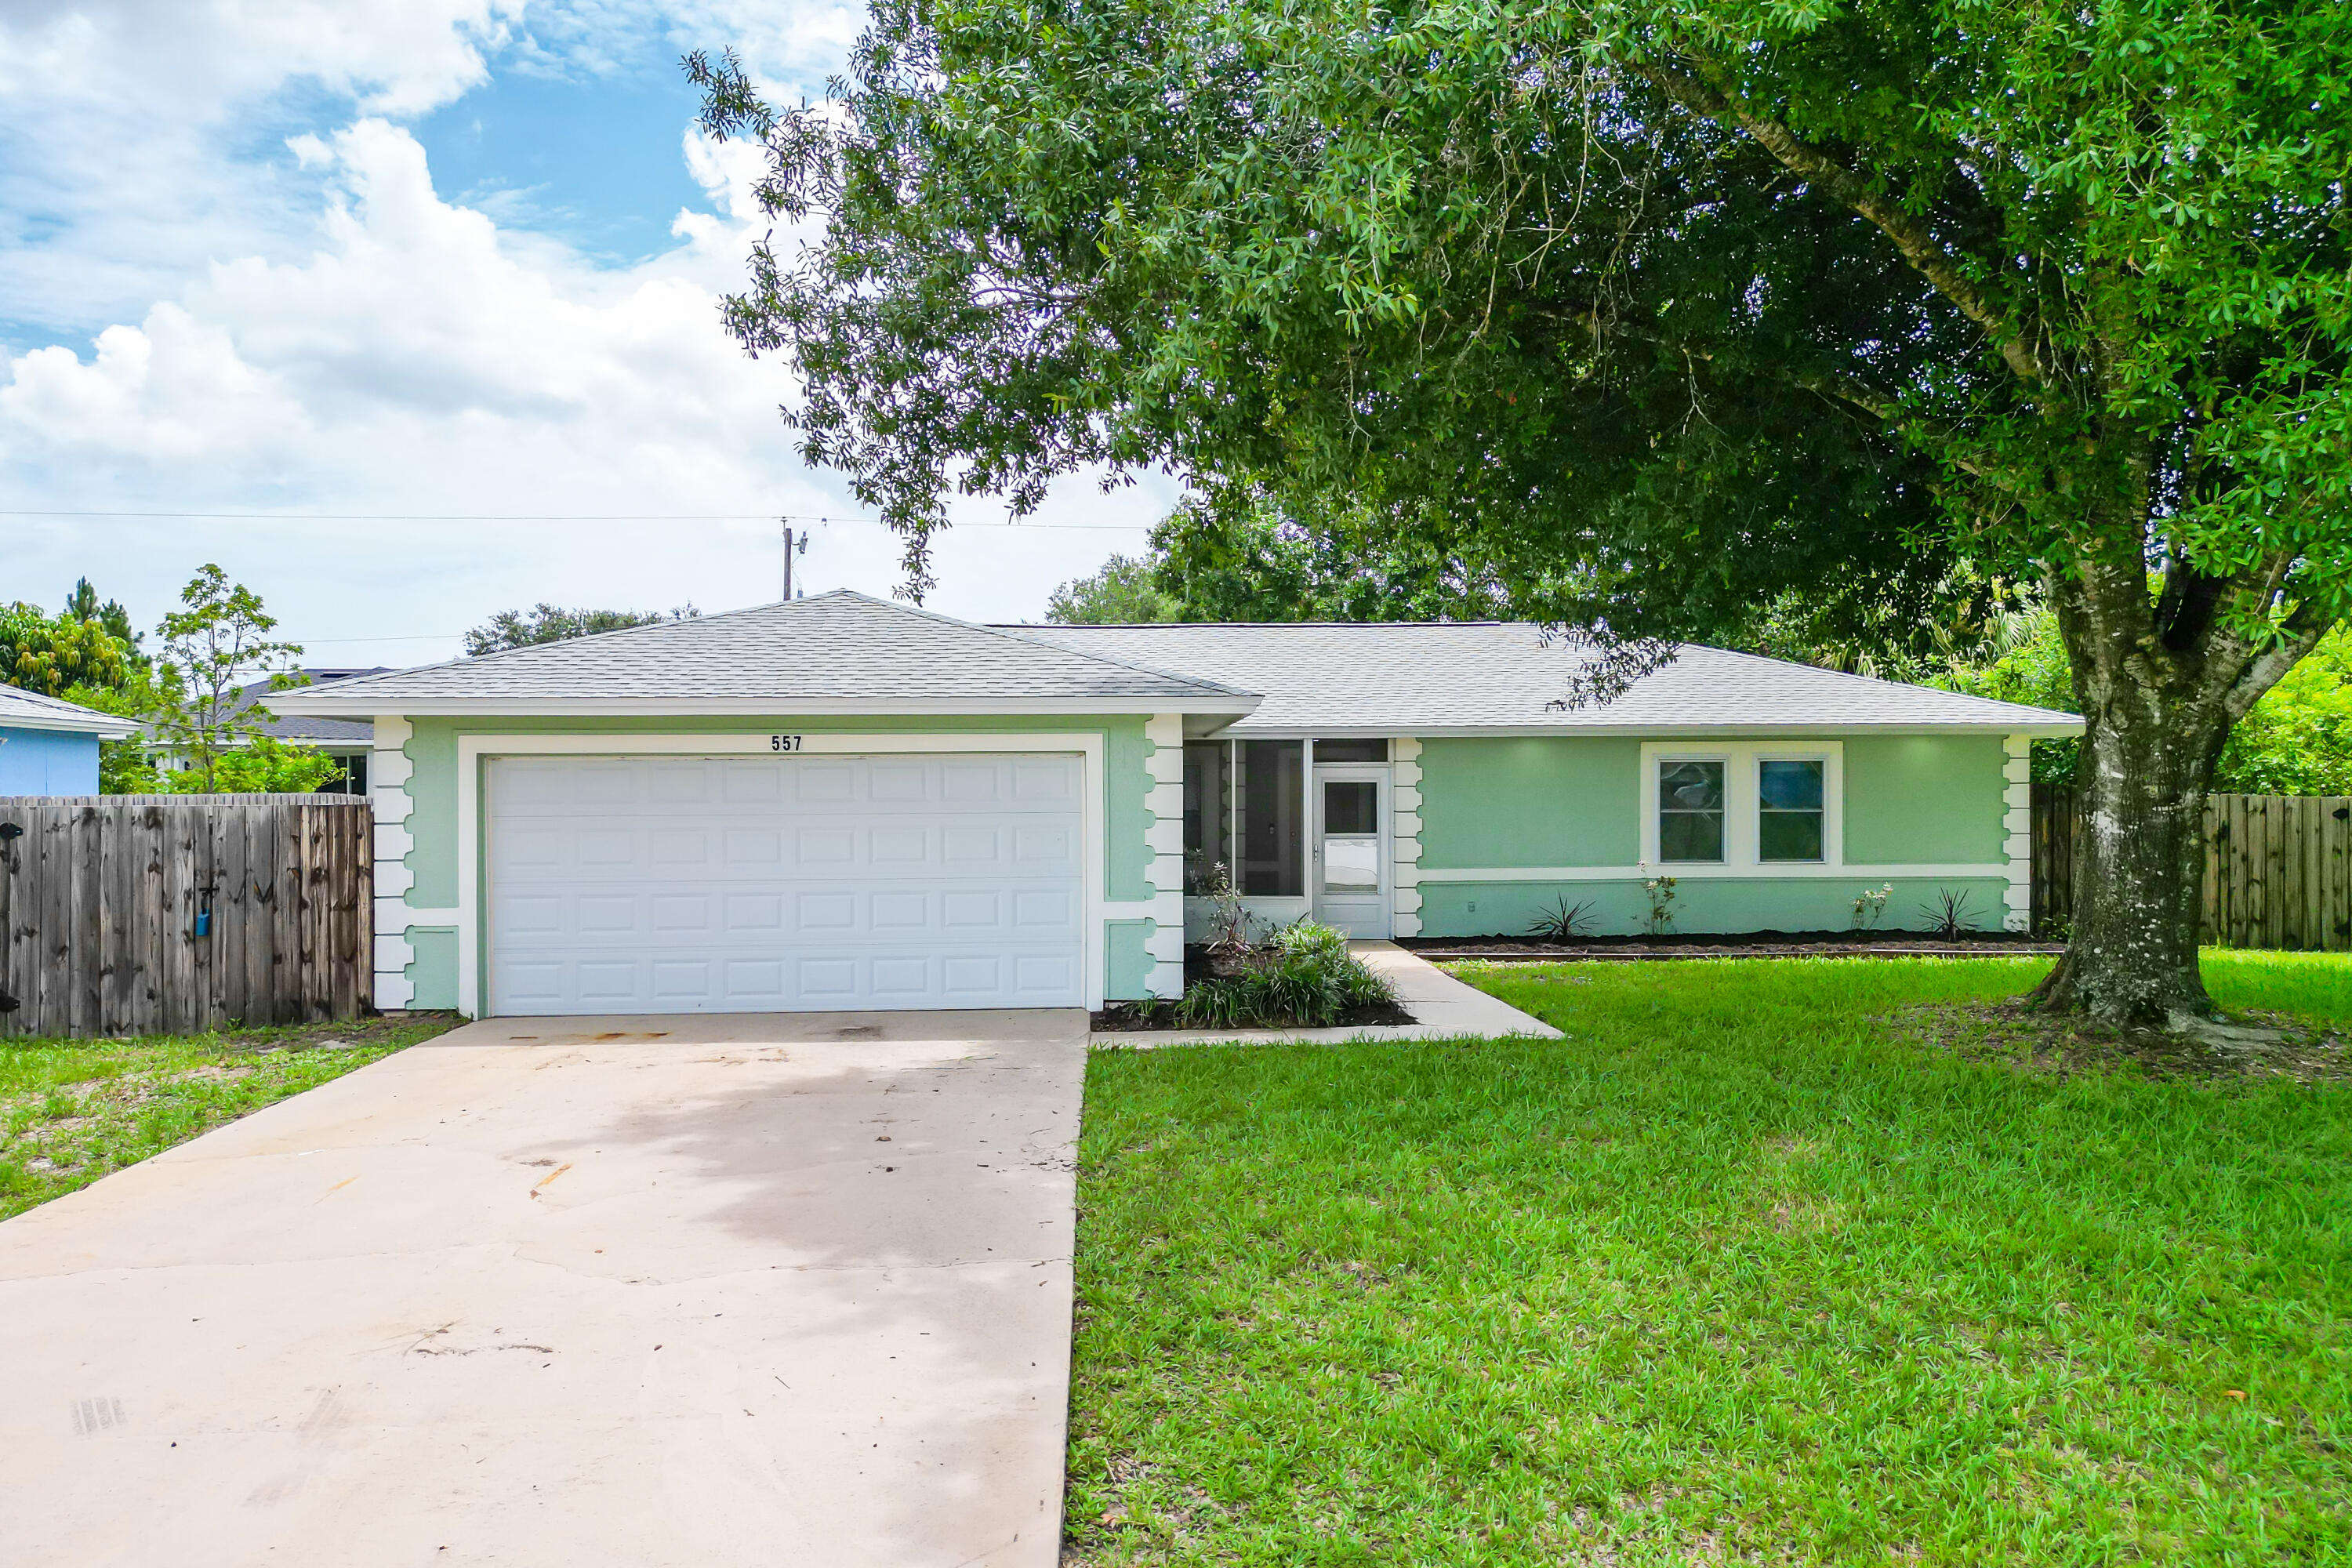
1639,740,1845,874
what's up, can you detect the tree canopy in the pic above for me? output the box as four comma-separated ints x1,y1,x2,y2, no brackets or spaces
694,0,2348,637
1,599,131,697
694,0,2352,1024
1047,495,1508,622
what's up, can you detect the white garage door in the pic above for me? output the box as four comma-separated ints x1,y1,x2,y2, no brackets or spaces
486,753,1086,1014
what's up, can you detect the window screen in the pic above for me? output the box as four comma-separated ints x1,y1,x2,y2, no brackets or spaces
1657,760,1726,862
1312,739,1388,763
1758,759,1825,862
1240,741,1304,896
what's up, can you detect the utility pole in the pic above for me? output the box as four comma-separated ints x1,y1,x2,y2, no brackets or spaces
781,522,809,601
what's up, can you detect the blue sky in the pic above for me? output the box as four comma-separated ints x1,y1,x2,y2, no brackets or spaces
412,34,708,266
0,2,1167,666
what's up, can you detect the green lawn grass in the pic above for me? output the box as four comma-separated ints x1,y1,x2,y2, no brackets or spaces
1067,954,2352,1565
0,1014,457,1221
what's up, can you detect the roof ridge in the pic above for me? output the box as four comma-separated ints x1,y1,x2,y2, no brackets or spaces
866,596,1260,697
270,593,862,699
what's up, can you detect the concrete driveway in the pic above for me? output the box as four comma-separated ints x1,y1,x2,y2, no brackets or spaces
0,1011,1088,1568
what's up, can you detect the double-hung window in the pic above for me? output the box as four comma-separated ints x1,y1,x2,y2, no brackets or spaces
1657,760,1726,862
1758,758,1826,862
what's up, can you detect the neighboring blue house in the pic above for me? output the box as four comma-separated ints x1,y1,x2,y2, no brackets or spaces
0,685,138,795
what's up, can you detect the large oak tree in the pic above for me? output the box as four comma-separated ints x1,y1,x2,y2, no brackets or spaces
692,0,2352,1027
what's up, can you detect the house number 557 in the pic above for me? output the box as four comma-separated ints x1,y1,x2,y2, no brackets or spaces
770,735,803,752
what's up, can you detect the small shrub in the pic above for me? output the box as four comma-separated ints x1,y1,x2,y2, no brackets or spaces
1851,882,1895,931
1638,865,1679,936
1272,918,1350,964
1193,861,1256,960
1526,897,1600,941
1172,920,1396,1028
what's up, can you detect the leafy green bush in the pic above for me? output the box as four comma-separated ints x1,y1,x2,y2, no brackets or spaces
1941,613,2352,795
1169,920,1396,1028
2213,633,2352,795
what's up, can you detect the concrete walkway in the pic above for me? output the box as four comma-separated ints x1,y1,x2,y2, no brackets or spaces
1094,940,1560,1047
0,1011,1087,1568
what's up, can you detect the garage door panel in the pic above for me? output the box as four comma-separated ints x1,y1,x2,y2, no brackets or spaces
724,892,784,931
796,891,858,931
574,764,641,805
488,753,1086,1013
723,826,783,864
1012,824,1074,866
869,825,928,863
796,826,855,866
869,890,928,929
869,760,930,800
941,761,1002,802
790,760,855,802
646,762,711,802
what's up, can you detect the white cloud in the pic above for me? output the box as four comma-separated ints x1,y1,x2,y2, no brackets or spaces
0,112,1167,654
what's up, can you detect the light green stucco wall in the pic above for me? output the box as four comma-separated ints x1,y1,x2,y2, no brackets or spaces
1842,735,2007,864
1106,920,1156,1002
393,713,1155,1011
1419,738,1642,869
1413,731,2012,937
1416,877,2013,938
404,928,459,1009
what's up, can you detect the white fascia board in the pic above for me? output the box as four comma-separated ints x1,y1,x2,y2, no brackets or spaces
265,693,1261,719
0,711,140,739
1204,719,2084,739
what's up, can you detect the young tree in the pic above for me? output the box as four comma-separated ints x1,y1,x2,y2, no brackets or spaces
692,0,2352,1028
147,565,313,793
465,603,701,655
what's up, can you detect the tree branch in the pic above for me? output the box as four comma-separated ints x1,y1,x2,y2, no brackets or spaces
1626,52,2045,390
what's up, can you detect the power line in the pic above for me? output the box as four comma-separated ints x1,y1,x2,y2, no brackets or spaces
1,508,1152,530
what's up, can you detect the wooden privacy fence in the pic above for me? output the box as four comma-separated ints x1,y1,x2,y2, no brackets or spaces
0,795,373,1038
2034,784,2352,950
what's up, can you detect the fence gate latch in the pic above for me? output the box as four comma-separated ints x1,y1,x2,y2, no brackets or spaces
195,883,220,939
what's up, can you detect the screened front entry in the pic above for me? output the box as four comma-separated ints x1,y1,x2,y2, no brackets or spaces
1184,739,1392,937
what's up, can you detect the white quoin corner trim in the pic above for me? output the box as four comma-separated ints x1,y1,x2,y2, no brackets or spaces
2003,734,2033,933
1391,737,1423,937
1144,714,1187,997
370,715,416,1008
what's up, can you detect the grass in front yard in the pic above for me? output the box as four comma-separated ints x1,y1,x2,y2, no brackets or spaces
0,1014,458,1221
1067,956,2352,1565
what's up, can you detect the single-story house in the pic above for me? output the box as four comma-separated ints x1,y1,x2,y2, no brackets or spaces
0,684,137,795
140,668,388,793
269,591,2082,1018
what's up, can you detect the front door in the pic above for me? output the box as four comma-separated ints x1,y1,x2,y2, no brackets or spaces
1311,766,1389,938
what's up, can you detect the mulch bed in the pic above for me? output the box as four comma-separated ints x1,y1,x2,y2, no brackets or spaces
1093,942,1419,1030
1403,931,2064,962
1091,1000,1415,1033
1895,1000,2352,1084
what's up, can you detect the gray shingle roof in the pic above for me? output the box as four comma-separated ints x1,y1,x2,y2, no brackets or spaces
267,591,1257,715
237,672,383,744
1015,622,2083,735
0,684,139,738
135,672,384,746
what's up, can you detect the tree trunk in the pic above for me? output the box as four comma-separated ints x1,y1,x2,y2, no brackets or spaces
2029,694,2227,1028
